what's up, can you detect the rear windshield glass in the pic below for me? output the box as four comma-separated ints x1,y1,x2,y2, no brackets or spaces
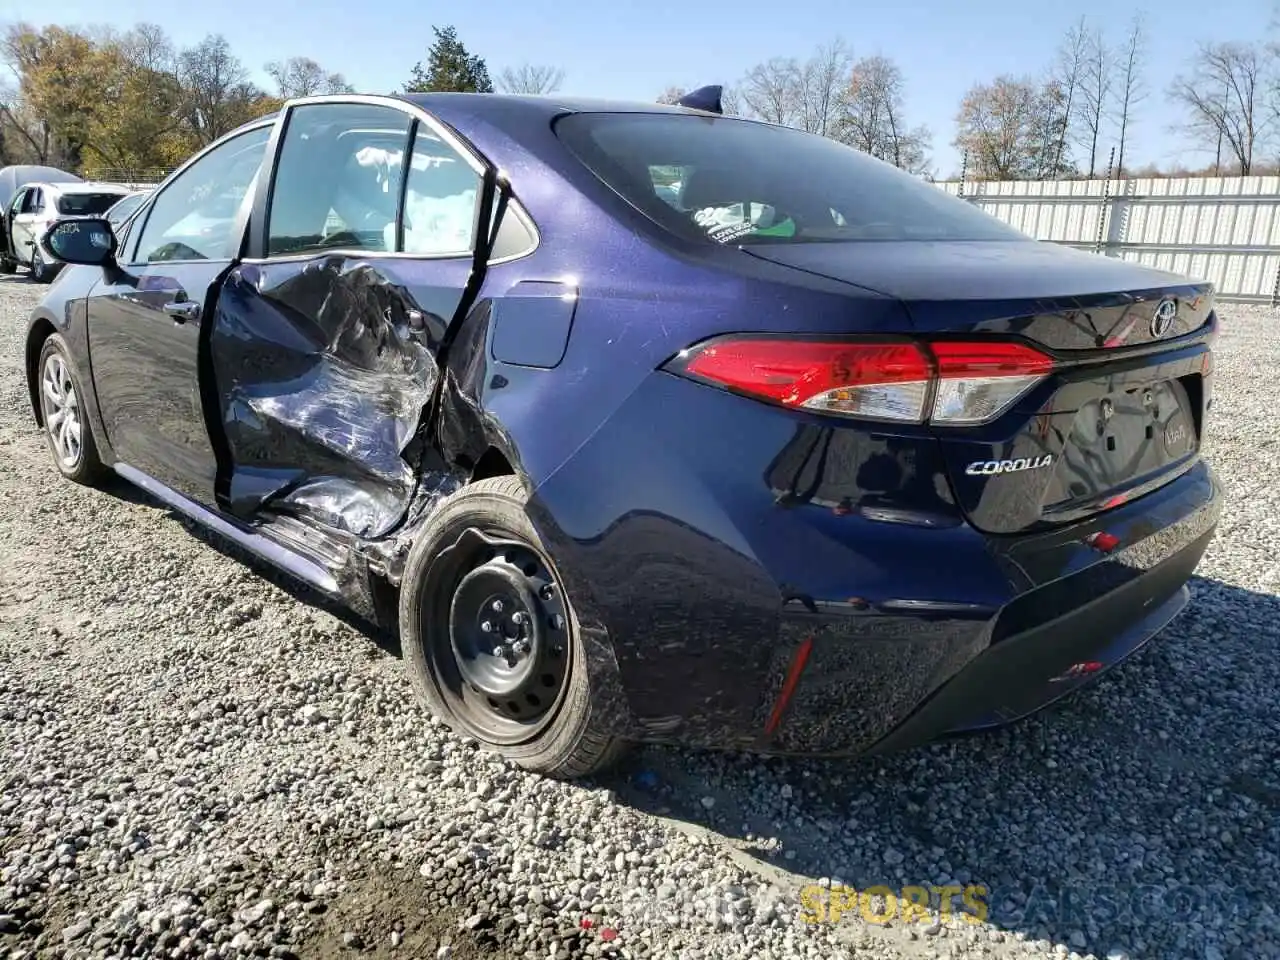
554,113,1027,245
56,193,125,216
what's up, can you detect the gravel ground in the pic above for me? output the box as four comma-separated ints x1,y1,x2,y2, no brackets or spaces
0,274,1276,960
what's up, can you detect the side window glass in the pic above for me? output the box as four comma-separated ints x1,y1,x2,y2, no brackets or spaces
488,203,537,261
649,165,686,209
31,189,44,213
401,128,481,256
20,189,39,214
133,124,271,264
267,103,412,257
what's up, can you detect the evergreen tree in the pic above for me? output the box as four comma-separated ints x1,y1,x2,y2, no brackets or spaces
403,26,493,93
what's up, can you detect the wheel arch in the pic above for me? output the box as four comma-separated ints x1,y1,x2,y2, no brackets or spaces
467,445,517,484
25,316,57,426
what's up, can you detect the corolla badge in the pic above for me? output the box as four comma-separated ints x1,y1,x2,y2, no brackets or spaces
1150,299,1178,338
965,455,1054,476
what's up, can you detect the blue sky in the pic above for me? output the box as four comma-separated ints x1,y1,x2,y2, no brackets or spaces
35,0,1274,177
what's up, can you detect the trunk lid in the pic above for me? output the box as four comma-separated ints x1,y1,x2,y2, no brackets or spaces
743,239,1217,534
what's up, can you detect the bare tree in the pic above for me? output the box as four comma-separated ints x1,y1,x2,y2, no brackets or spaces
1050,17,1089,173
266,56,353,98
1112,14,1147,176
833,55,930,172
737,41,851,133
1027,80,1074,179
1267,12,1280,132
740,57,800,125
117,22,176,74
0,30,49,163
954,75,1063,180
656,85,686,105
720,84,742,117
1078,25,1114,176
179,35,261,145
496,63,564,95
796,38,852,136
1169,41,1275,175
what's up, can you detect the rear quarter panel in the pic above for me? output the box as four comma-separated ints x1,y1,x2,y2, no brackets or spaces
431,102,917,491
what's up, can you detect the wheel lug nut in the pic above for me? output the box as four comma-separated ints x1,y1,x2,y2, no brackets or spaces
494,645,510,659
511,611,525,625
491,600,504,613
539,584,554,601
480,620,493,633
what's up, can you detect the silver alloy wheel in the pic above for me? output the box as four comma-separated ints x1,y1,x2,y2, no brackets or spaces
42,353,82,469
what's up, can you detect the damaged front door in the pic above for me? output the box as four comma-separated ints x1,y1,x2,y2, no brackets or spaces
86,121,274,503
208,100,487,541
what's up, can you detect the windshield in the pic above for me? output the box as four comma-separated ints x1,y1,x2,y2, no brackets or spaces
554,113,1027,246
56,192,126,216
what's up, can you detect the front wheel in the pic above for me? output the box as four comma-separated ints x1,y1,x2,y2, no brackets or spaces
37,334,108,486
399,475,626,778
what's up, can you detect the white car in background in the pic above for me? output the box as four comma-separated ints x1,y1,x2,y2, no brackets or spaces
1,181,132,283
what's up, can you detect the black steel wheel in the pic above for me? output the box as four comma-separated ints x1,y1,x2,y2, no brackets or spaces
440,528,571,741
400,476,626,778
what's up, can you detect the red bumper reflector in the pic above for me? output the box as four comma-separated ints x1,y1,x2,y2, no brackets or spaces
764,637,813,736
1087,531,1121,553
1050,660,1105,682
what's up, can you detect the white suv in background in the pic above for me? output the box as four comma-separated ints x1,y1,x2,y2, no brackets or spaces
1,181,132,283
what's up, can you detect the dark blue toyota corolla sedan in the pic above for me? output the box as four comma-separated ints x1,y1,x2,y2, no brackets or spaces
27,90,1220,778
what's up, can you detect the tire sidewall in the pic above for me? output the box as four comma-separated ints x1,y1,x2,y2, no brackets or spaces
399,479,599,773
30,245,45,282
37,334,102,484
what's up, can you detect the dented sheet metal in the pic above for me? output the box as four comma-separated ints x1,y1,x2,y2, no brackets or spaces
210,257,454,539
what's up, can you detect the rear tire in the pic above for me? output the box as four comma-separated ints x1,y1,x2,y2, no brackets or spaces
0,257,15,275
37,334,108,486
399,475,626,779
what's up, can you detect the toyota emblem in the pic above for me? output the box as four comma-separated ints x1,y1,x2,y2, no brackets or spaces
1150,299,1177,338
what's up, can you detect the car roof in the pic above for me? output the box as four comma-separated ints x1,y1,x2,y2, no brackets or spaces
225,94,726,145
399,92,716,118
46,181,131,196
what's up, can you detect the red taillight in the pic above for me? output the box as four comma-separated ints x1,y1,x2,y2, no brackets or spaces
668,336,1053,426
677,339,932,421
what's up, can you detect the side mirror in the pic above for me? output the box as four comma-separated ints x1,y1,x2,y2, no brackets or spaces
42,218,117,266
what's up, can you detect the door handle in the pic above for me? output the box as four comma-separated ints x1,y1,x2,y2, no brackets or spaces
163,300,201,323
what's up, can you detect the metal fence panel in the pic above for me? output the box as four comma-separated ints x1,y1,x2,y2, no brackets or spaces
935,176,1280,304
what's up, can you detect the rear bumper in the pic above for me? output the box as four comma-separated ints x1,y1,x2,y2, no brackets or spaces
864,548,1197,756
758,464,1219,757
